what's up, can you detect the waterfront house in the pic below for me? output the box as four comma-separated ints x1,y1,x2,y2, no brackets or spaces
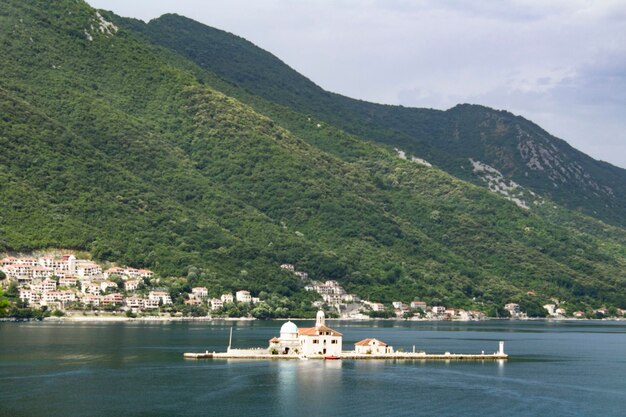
221,293,234,303
594,307,609,316
504,303,521,316
82,295,101,307
43,290,76,305
365,302,385,312
236,290,252,303
143,298,159,309
354,338,394,354
431,306,446,315
125,296,143,309
149,291,172,305
543,304,557,316
210,298,223,311
102,293,123,305
410,301,427,310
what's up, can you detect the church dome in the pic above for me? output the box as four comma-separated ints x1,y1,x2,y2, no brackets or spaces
280,321,298,340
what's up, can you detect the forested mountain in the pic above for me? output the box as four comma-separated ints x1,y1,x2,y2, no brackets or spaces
1,0,625,312
128,14,626,227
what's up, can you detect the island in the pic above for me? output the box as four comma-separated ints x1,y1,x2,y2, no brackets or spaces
184,310,508,361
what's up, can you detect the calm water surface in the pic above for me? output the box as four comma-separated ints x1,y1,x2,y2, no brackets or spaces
1,320,625,417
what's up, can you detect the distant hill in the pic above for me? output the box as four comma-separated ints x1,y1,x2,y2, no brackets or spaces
129,13,626,227
0,0,624,312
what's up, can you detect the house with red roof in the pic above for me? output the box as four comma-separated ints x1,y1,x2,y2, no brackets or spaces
354,338,394,354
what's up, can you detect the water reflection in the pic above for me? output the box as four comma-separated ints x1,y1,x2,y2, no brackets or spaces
497,359,505,376
275,360,344,414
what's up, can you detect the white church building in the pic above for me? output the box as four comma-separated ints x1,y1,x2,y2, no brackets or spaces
269,310,343,357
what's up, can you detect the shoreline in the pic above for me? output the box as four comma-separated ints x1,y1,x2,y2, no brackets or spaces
0,315,623,323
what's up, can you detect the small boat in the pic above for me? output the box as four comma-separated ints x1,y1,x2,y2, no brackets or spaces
324,355,340,360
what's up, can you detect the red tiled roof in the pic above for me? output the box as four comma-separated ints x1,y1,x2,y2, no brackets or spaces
298,325,342,337
355,338,388,347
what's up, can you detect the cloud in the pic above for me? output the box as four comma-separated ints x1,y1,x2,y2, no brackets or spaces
87,0,626,167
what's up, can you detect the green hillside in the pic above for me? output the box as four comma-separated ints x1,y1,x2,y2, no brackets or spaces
129,13,626,228
0,0,625,314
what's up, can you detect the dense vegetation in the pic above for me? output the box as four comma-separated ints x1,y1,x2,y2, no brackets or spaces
129,13,626,228
0,0,625,314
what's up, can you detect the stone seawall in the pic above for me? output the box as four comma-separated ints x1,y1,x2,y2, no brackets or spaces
184,350,508,361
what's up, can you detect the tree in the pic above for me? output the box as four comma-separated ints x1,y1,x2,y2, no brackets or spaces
0,289,10,317
5,282,18,299
110,275,124,290
251,303,273,320
519,298,547,318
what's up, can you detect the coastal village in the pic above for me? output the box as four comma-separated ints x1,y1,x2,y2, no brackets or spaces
0,255,623,320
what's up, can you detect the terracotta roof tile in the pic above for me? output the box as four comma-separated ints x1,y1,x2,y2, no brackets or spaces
298,325,342,337
355,338,388,346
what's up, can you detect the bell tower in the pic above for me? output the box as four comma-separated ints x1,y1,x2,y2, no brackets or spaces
315,310,325,327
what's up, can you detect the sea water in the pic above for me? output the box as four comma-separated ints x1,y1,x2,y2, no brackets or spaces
0,320,624,416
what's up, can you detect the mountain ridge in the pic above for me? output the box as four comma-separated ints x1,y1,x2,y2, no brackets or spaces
125,13,626,227
0,0,624,313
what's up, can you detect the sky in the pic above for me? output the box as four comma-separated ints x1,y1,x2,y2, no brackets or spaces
88,0,626,168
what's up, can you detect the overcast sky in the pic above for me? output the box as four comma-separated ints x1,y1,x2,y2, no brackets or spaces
88,0,626,168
